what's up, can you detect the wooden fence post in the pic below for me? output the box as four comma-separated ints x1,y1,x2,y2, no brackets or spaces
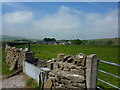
86,54,98,89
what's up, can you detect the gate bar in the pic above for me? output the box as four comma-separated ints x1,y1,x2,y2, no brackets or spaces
98,60,120,67
97,78,120,89
98,69,120,79
97,86,104,90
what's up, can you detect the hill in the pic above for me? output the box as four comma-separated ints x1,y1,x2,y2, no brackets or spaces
83,38,119,45
1,35,119,45
1,35,25,42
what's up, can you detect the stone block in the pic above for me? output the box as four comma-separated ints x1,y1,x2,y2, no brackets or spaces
69,64,77,69
57,54,65,59
63,67,70,71
63,55,71,62
67,74,85,83
67,58,73,63
48,72,55,77
64,84,79,89
72,83,85,88
73,60,78,65
50,77,56,82
5,45,35,70
75,53,86,66
53,63,59,69
47,62,53,70
9,59,17,70
70,69,80,74
44,78,52,89
55,84,65,89
60,79,71,84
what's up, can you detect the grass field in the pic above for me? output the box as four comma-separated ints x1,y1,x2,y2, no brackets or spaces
2,44,120,88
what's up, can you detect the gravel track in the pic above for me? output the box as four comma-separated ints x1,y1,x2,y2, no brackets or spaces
0,73,28,88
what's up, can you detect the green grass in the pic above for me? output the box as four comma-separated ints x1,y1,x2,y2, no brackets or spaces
15,44,118,62
26,78,39,88
2,48,17,75
5,44,120,88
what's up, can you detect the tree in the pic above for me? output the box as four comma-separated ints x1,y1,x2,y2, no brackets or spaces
51,38,56,41
43,38,48,41
72,39,82,45
88,40,95,45
43,38,56,41
107,40,113,45
82,40,88,45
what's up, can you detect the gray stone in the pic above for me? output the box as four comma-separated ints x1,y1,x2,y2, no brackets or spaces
70,69,80,74
67,58,73,63
63,55,71,62
63,67,70,71
72,83,85,88
60,79,71,84
57,54,65,59
5,45,35,70
48,71,56,77
47,53,98,89
75,53,86,66
67,74,85,83
55,84,65,89
64,84,79,89
69,64,77,69
49,77,56,82
53,63,59,69
9,59,17,70
57,72,67,79
74,60,78,65
55,82,59,86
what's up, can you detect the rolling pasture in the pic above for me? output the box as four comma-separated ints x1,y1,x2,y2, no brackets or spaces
4,44,120,88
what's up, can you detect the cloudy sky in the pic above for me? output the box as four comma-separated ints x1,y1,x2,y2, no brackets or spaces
2,2,118,40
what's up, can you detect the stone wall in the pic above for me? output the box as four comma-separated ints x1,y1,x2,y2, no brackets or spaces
5,45,98,89
5,45,34,70
47,53,98,89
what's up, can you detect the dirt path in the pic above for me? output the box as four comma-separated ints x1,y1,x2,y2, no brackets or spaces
0,73,29,88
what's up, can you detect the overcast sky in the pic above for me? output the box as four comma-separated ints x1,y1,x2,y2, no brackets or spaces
2,2,118,40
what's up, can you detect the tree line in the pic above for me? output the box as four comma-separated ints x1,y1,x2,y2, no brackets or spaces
43,38,114,45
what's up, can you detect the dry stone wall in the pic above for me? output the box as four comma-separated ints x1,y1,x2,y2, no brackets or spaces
5,44,98,89
47,53,98,89
5,45,34,70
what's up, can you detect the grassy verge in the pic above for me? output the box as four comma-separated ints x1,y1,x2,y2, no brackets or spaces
26,78,39,88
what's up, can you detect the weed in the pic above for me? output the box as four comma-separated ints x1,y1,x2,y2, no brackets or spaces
26,78,39,88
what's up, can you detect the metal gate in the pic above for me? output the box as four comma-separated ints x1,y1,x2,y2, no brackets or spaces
97,60,120,89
